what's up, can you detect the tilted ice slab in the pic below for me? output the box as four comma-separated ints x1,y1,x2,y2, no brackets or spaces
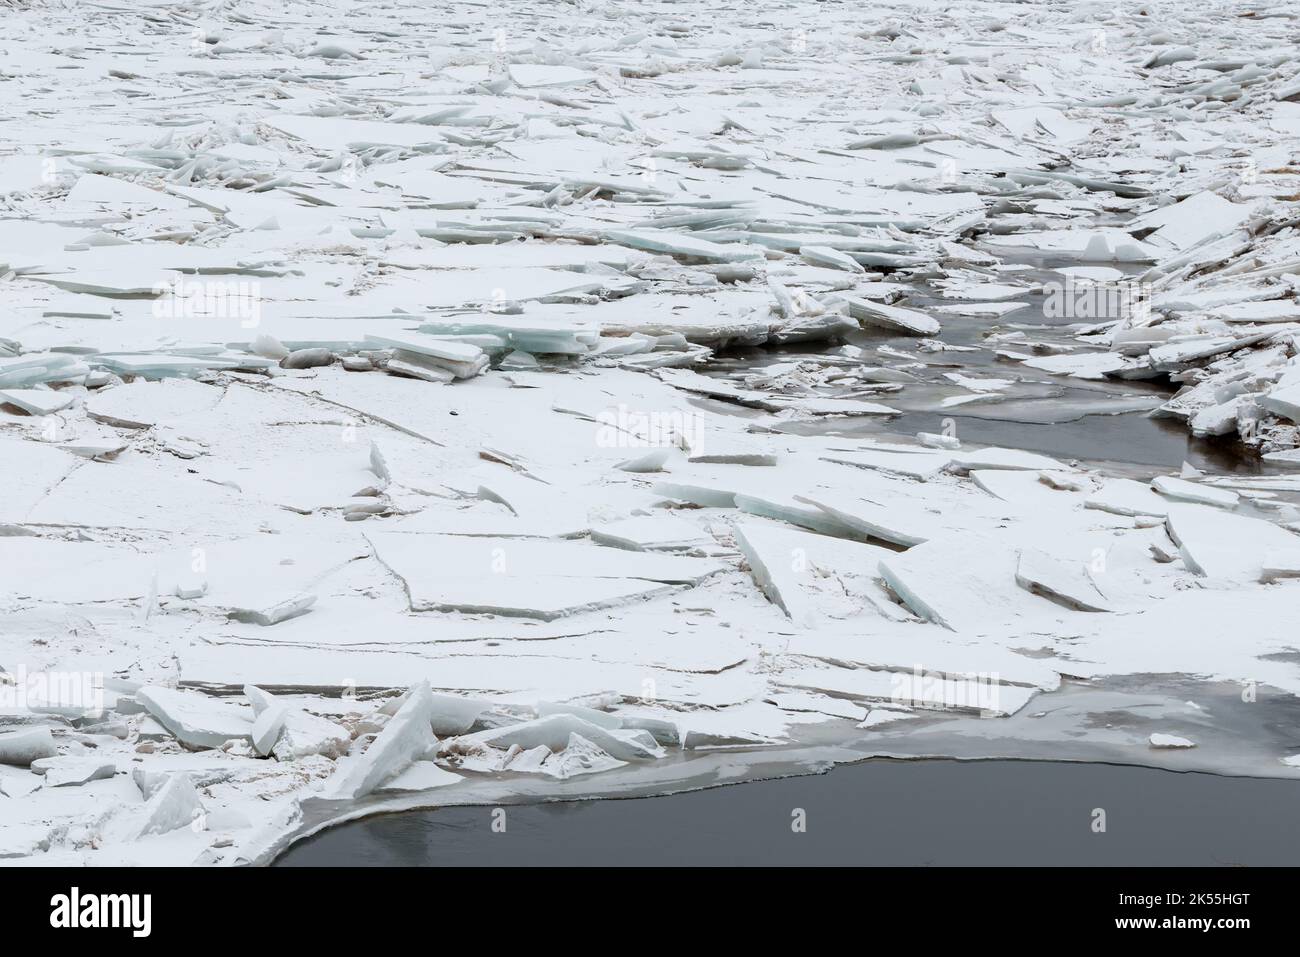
832,295,941,336
983,229,1156,262
328,682,436,801
732,521,897,626
590,515,715,552
1151,476,1239,510
603,229,764,263
1014,548,1113,613
0,352,90,389
797,490,946,547
1125,191,1254,253
876,533,1113,634
386,576,676,620
1260,383,1300,423
368,532,724,585
1086,479,1171,518
457,714,663,762
0,388,74,416
136,687,255,751
1165,505,1299,582
948,447,1065,473
775,666,1037,718
819,447,954,481
367,532,724,618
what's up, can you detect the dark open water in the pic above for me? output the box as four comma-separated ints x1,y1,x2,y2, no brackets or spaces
276,759,1300,866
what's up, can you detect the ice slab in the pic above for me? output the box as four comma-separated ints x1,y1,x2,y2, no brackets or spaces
86,379,222,429
1022,352,1128,379
733,521,895,625
777,666,1035,717
136,687,254,751
375,760,462,794
154,535,368,626
1015,548,1112,613
390,574,672,620
1085,479,1170,518
877,535,1039,633
832,297,935,338
458,714,662,762
590,516,713,552
508,64,595,88
0,728,57,767
134,773,204,840
1260,550,1300,583
0,352,89,388
0,389,74,416
1151,476,1239,509
797,491,943,547
949,447,1064,473
329,682,436,801
251,706,287,757
369,531,722,618
265,115,446,151
244,685,351,761
34,757,116,788
1165,505,1298,582
1126,191,1253,253
603,229,763,263
1260,383,1300,424
820,448,954,481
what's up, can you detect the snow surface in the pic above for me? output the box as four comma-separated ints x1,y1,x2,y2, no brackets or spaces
1,0,1299,866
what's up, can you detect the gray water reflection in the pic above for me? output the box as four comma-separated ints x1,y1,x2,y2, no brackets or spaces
275,758,1300,866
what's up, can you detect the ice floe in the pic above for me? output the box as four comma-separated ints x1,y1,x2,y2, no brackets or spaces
2,0,1300,868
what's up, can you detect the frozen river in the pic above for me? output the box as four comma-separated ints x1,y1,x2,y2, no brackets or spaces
3,0,1299,868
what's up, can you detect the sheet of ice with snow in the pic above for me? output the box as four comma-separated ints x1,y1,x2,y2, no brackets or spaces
2,0,1300,868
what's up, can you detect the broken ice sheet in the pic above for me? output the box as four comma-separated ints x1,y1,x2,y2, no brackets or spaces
1165,504,1298,583
367,532,724,618
153,535,369,624
5,0,1300,868
733,520,899,626
590,515,714,551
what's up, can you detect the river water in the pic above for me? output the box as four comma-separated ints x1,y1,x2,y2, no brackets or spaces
277,757,1300,866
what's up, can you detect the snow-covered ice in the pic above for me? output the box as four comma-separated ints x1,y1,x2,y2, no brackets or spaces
1,0,1300,867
